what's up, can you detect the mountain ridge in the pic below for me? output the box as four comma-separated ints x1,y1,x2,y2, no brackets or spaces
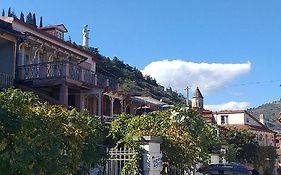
248,100,281,132
96,55,186,105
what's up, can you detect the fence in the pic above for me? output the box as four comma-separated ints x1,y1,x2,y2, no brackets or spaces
17,61,119,90
104,147,137,175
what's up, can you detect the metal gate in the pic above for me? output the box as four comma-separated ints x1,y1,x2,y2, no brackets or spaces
104,147,137,175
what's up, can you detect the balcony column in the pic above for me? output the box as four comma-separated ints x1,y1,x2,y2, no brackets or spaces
65,62,70,77
33,48,40,64
18,44,26,80
59,84,68,107
98,92,102,116
75,92,85,111
18,43,25,66
120,100,124,113
106,78,110,87
110,97,115,116
94,74,98,86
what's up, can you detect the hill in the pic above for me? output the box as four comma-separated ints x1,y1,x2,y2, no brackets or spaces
248,100,281,132
96,55,185,105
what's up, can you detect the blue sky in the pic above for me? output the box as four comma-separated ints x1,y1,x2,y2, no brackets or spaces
2,0,281,110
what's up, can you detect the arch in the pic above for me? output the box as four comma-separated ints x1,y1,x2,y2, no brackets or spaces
113,98,122,115
103,96,111,116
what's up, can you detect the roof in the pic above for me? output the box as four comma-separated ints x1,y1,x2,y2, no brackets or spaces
0,19,23,37
201,110,217,124
0,17,99,62
192,87,203,98
131,96,168,107
215,110,249,114
222,124,275,133
40,24,68,32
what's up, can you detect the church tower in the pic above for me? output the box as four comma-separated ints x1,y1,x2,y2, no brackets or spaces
191,87,204,110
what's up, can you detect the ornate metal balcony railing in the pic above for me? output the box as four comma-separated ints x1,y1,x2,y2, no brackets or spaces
17,61,119,90
0,72,14,89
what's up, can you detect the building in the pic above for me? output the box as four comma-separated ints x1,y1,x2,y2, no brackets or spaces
130,96,173,115
214,111,276,146
191,87,276,147
191,87,216,124
191,87,277,167
0,16,175,123
275,134,281,164
0,18,22,89
0,16,133,122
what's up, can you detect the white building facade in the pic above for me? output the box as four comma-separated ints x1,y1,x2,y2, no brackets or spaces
214,110,275,147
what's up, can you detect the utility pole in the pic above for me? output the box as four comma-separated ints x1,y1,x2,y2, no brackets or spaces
184,86,190,108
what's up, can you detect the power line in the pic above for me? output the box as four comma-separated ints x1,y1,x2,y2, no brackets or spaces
227,79,281,87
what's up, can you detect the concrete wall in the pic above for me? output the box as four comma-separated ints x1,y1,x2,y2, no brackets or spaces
244,113,261,126
0,39,15,74
215,113,245,125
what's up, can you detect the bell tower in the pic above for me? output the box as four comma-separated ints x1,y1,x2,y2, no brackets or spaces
191,87,204,110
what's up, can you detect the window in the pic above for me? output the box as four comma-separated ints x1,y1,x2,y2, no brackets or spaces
221,115,228,125
246,118,250,123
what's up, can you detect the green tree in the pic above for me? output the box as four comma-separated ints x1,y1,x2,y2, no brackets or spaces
32,13,37,27
222,128,259,163
7,8,11,17
20,12,24,22
11,10,17,18
2,9,5,16
26,12,33,25
255,146,276,175
0,88,106,174
110,107,220,173
39,16,43,27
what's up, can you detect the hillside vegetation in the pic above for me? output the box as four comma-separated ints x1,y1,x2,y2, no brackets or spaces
248,100,281,131
96,56,185,105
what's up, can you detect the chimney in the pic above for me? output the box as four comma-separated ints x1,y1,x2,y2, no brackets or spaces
259,114,265,125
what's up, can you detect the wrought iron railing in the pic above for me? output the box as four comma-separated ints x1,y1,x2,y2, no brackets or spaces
17,61,119,90
0,72,14,89
96,73,119,90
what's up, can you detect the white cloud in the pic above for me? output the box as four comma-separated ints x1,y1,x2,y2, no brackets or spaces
141,60,251,93
204,101,250,111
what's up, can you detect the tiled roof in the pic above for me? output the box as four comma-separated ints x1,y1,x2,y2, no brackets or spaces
222,124,275,133
0,19,23,37
40,24,68,32
131,96,168,107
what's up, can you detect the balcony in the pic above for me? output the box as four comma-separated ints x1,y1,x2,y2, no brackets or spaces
17,61,119,90
0,72,14,89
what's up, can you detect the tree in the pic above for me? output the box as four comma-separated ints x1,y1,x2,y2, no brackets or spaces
26,12,33,25
7,8,11,17
32,13,37,27
255,146,276,175
11,10,17,18
2,9,5,16
20,12,25,22
222,128,259,163
110,107,220,173
39,16,43,27
0,88,106,174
